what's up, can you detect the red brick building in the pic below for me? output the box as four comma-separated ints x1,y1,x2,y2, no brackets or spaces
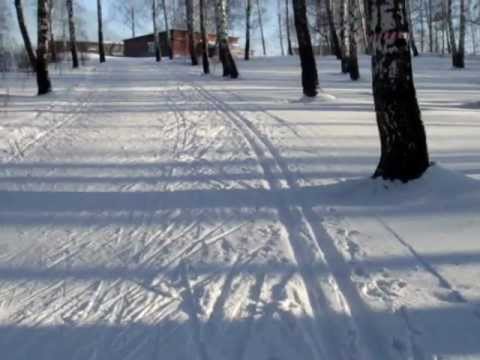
123,30,239,58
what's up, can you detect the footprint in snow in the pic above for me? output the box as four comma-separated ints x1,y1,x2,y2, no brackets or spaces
362,276,408,301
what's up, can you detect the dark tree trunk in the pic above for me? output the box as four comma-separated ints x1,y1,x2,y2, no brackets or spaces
286,0,294,55
245,0,251,60
66,0,79,68
348,0,360,80
216,0,238,78
14,0,37,71
97,0,106,63
367,0,430,181
37,0,52,95
292,0,319,97
325,0,342,58
339,0,349,73
200,0,210,73
454,0,466,67
152,0,161,62
161,0,172,59
186,0,198,65
256,0,267,56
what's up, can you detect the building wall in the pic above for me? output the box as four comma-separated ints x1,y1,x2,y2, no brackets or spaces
123,31,239,58
53,41,123,56
124,35,155,57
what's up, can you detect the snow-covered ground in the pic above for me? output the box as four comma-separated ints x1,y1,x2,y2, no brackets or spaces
0,54,480,360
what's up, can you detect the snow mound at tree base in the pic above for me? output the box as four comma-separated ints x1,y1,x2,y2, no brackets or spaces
324,165,480,210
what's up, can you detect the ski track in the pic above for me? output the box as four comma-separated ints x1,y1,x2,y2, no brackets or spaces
3,58,479,360
180,79,397,360
2,71,95,165
205,78,480,359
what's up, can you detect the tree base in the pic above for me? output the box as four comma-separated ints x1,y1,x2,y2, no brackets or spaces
219,43,239,79
373,148,430,182
341,58,349,74
452,52,465,68
349,58,359,80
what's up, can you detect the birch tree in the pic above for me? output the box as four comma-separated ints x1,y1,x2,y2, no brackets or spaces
286,0,294,55
112,1,140,38
0,2,12,72
152,0,161,62
256,0,267,56
200,0,210,73
367,0,430,181
245,0,251,60
14,0,37,71
215,0,239,78
186,0,198,65
339,0,349,72
292,0,318,97
49,0,57,62
37,0,52,95
325,0,342,58
278,0,285,56
97,0,106,63
405,0,419,55
66,0,79,68
456,0,466,67
348,0,359,80
161,0,172,59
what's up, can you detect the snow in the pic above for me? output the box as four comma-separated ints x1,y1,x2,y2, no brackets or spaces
0,54,480,360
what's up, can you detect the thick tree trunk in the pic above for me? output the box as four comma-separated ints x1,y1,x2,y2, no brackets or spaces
200,0,210,74
186,0,198,65
66,0,79,68
454,0,466,67
14,0,37,71
37,0,52,95
245,0,251,60
292,0,319,97
367,0,429,181
152,0,161,62
161,0,172,59
339,0,349,73
286,0,293,55
256,0,267,56
278,0,285,56
97,0,106,63
348,0,359,80
325,0,342,58
215,0,239,78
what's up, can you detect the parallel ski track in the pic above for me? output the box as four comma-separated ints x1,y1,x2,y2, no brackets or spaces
187,80,395,360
